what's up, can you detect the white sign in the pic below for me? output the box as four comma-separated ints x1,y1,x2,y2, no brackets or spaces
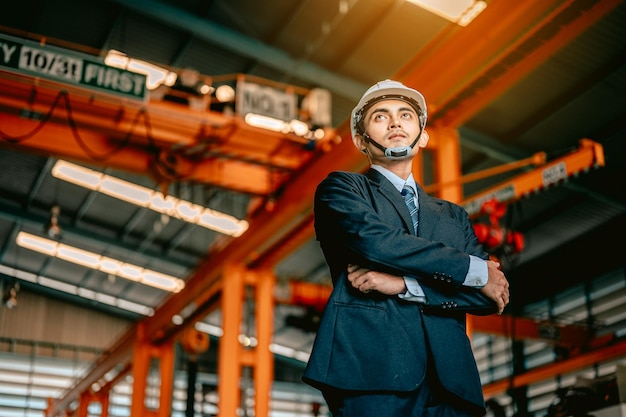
236,81,297,121
0,33,147,101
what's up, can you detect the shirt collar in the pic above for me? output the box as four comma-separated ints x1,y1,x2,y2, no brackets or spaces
371,164,417,194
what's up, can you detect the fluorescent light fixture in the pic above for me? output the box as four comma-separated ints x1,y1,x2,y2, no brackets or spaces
245,113,288,133
244,113,322,140
0,264,155,316
51,160,249,237
104,49,178,90
406,0,487,26
16,231,185,293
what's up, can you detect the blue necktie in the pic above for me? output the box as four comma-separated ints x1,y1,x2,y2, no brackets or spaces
401,185,419,233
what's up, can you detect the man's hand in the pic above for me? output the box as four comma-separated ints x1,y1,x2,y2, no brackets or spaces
480,260,510,315
347,264,406,295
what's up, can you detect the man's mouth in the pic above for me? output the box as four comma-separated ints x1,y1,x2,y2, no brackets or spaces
387,131,406,140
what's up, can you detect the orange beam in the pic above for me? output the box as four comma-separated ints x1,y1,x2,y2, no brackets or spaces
440,0,624,127
0,112,281,195
482,338,626,398
397,0,563,104
397,0,622,127
462,139,605,217
472,315,592,348
423,152,547,195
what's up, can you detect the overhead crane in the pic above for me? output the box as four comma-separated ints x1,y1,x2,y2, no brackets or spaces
0,73,337,198
0,0,620,415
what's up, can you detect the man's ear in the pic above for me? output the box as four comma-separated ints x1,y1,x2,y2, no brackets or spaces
352,133,367,153
418,129,430,148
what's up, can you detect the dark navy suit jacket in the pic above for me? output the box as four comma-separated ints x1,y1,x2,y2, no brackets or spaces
302,169,497,414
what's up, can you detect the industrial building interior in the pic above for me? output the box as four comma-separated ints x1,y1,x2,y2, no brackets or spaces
0,0,625,416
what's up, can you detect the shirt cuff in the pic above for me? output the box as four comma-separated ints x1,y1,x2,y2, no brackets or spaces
398,276,427,303
464,255,488,288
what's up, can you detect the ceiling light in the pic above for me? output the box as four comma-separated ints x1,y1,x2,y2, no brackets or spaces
15,232,185,293
215,85,235,102
104,49,177,90
406,0,487,26
244,113,287,132
51,160,249,237
244,113,321,140
289,119,310,137
0,266,147,313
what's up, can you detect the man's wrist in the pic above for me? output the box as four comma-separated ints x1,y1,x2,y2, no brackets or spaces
464,255,488,288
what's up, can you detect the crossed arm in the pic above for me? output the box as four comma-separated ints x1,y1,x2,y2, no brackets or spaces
347,261,510,315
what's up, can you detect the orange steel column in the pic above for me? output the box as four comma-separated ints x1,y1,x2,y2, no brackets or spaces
131,323,150,417
130,323,175,417
253,267,276,417
156,341,175,417
77,392,90,417
218,263,245,417
217,264,276,416
100,391,110,417
426,127,476,341
429,127,462,204
411,147,425,186
80,391,109,417
77,391,109,417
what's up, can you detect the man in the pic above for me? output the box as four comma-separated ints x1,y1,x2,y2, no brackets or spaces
302,80,510,417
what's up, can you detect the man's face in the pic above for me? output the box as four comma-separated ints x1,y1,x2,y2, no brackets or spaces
362,99,422,150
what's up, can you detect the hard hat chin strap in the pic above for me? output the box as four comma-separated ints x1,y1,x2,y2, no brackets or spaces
363,133,421,159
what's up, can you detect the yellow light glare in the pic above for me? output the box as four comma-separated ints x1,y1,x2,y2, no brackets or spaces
458,1,486,26
406,0,486,26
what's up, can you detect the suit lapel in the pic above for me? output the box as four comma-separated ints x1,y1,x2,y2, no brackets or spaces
415,185,442,239
366,169,418,234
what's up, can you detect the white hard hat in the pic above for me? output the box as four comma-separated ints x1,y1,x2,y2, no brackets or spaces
350,79,427,139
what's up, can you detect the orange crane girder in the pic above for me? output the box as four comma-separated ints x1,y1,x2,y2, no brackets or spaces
462,139,605,218
0,73,327,196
